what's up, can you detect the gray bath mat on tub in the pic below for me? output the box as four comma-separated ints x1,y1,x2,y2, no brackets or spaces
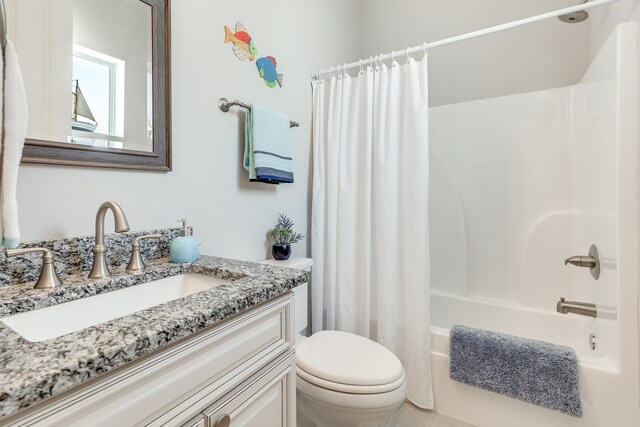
449,325,581,417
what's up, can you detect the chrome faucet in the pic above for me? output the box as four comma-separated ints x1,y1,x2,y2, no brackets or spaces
556,297,597,318
88,201,130,279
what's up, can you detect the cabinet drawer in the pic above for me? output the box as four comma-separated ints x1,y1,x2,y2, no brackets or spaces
5,295,294,427
205,352,296,427
182,415,205,427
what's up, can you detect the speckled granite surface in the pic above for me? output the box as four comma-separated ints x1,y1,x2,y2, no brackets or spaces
0,228,184,287
0,255,309,418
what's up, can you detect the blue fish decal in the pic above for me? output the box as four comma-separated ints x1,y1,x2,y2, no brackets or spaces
256,56,283,88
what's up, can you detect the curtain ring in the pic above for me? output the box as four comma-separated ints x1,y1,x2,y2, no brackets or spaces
343,63,347,77
406,46,410,63
423,42,428,57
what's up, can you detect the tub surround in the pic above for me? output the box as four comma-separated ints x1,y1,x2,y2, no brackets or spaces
0,254,309,418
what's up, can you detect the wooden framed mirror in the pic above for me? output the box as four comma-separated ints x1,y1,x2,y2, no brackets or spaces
9,0,171,171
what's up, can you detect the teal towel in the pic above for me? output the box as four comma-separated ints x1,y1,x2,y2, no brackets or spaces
244,105,294,183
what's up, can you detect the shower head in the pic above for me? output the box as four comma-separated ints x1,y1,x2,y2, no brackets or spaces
558,0,589,23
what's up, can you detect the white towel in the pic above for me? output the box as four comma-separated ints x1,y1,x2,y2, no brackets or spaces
1,40,28,249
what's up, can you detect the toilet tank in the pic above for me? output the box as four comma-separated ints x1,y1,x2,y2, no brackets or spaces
260,257,313,336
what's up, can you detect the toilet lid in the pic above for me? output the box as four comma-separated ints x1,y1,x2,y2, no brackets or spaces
296,331,405,392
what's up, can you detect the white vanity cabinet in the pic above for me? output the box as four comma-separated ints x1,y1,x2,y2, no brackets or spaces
3,294,296,427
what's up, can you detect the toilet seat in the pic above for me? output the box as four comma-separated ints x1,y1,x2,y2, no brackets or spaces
297,373,407,413
296,330,405,394
297,365,405,394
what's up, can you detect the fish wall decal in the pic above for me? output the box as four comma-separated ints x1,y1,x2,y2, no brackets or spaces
224,22,257,61
256,56,283,88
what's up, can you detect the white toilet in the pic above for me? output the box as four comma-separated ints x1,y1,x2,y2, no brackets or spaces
260,257,407,427
296,330,406,426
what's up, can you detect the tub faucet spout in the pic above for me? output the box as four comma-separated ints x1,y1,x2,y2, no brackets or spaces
556,297,597,318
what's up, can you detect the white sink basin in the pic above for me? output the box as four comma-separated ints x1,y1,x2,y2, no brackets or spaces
1,273,230,342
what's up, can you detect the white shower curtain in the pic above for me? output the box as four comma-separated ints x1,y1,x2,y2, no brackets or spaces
311,57,433,409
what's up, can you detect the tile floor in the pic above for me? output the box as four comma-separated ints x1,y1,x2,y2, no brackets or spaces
379,402,478,427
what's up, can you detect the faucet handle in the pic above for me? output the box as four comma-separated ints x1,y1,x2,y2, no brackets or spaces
126,234,162,272
132,233,162,247
564,244,600,280
4,247,63,289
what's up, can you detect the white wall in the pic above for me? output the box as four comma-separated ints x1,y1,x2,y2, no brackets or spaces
360,0,591,106
15,0,361,262
588,0,639,57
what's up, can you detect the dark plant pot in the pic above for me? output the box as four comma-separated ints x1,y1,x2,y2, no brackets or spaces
272,244,291,261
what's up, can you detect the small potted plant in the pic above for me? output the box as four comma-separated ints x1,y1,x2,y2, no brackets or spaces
268,213,304,261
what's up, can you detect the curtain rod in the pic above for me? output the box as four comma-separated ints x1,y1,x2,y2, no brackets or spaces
312,0,621,79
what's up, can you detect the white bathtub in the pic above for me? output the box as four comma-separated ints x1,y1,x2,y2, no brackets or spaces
429,291,637,427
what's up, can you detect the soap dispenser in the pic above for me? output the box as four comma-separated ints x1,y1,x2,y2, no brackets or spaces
170,218,201,263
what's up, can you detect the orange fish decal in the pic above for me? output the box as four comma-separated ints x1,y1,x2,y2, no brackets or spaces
224,22,257,62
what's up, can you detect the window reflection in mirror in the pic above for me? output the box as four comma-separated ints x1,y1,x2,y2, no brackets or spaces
71,45,126,148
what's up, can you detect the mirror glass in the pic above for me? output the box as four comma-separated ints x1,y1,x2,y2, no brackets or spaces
71,0,153,151
15,0,153,153
11,0,170,170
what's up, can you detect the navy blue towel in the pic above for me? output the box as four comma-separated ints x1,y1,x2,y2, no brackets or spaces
449,325,581,417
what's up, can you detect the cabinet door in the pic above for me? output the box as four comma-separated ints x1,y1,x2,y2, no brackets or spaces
206,354,295,427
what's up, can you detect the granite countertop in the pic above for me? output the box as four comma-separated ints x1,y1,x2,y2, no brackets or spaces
0,255,309,418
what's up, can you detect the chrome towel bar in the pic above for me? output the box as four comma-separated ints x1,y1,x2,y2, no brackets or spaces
218,98,299,128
